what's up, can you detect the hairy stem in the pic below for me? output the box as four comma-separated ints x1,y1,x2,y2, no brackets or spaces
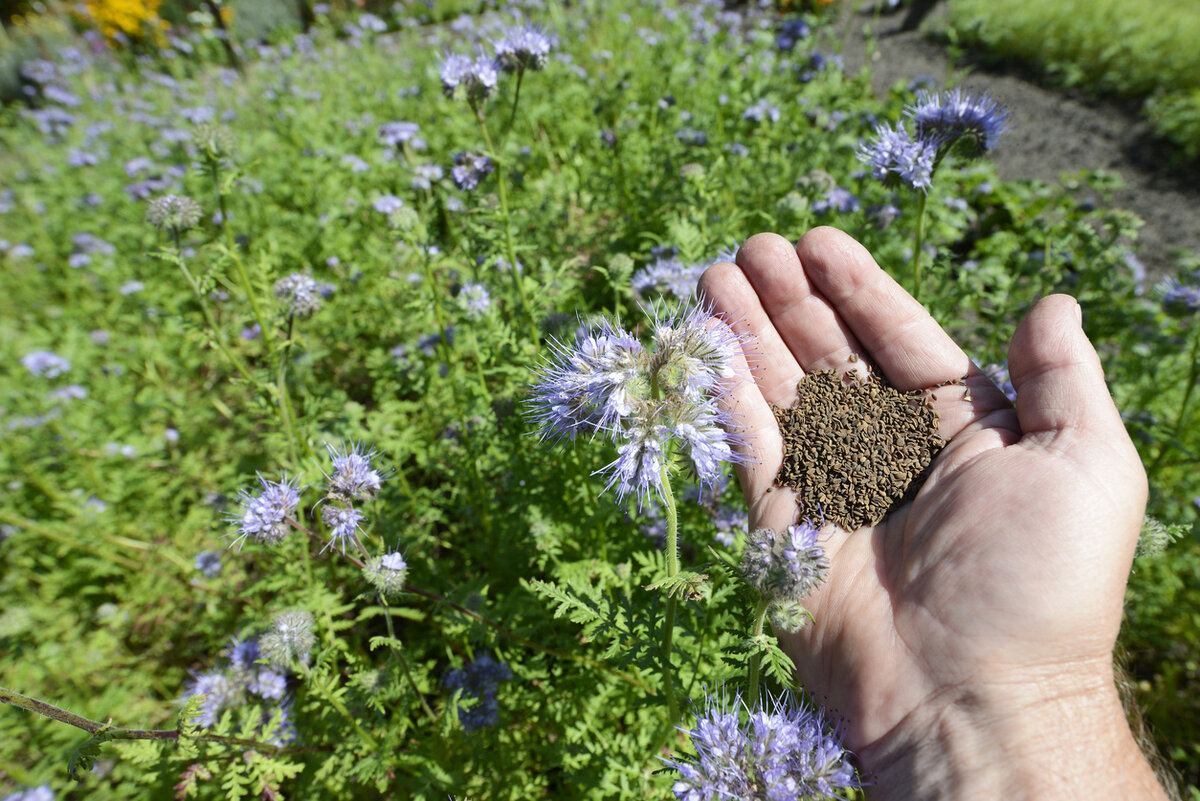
0,685,324,755
747,597,771,703
659,462,681,726
474,104,538,340
912,190,929,303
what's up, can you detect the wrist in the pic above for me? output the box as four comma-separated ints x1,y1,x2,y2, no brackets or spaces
856,664,1167,801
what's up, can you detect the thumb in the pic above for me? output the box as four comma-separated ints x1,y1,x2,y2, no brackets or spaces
1007,295,1126,443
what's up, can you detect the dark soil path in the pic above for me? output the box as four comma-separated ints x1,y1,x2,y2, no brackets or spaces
835,3,1200,281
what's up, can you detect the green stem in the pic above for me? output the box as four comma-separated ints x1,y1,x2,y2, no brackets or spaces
912,190,929,303
747,597,771,703
211,162,272,351
659,461,680,726
465,325,493,406
276,314,301,468
297,665,379,750
1149,319,1200,477
380,595,437,723
0,686,323,754
173,247,263,391
503,67,525,142
474,104,538,340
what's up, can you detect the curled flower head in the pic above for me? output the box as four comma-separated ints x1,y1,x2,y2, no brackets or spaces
857,121,939,192
321,504,365,553
458,281,492,317
259,610,316,670
147,193,203,233
742,521,830,603
184,669,244,728
908,88,1007,158
450,151,494,191
529,301,746,508
440,52,498,103
1159,275,1200,316
323,441,386,502
22,349,70,378
493,24,552,73
228,474,301,549
665,686,860,800
274,272,332,317
444,653,512,731
363,551,409,598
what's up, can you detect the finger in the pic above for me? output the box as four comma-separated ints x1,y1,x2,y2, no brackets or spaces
795,227,1009,438
699,261,795,501
735,233,866,376
698,259,802,407
1007,295,1129,443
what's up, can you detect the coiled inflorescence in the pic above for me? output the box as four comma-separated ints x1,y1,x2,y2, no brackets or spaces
665,687,860,801
742,521,830,604
229,474,301,549
528,302,746,508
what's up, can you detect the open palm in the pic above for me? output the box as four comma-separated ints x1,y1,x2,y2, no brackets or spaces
700,229,1148,758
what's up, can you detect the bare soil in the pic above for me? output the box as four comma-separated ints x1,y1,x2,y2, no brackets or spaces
834,3,1200,281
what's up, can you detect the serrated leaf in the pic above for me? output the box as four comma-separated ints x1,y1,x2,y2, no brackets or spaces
644,570,711,601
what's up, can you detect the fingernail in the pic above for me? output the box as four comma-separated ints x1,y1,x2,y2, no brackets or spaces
1074,301,1083,326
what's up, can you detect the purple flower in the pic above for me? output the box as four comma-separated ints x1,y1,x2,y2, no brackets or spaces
529,303,746,508
185,670,242,728
743,99,781,123
858,122,939,191
323,441,385,501
813,187,860,216
908,88,1008,157
411,162,444,190
378,121,422,148
459,282,491,316
742,521,830,602
1159,276,1200,315
665,687,860,801
274,273,326,317
775,18,810,50
228,474,301,549
195,550,222,578
372,194,405,215
632,257,707,300
493,24,552,72
440,52,498,103
250,668,288,700
22,350,70,378
445,654,512,730
983,361,1017,403
451,151,494,191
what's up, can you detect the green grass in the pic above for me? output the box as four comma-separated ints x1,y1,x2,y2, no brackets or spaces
946,0,1200,159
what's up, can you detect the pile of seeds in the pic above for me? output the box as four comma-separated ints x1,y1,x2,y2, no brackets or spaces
772,365,949,529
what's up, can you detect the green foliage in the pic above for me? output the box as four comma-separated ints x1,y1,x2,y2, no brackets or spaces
0,0,1198,797
946,0,1200,161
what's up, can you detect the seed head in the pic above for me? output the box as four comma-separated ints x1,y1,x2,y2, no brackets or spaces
259,610,316,670
363,551,409,598
147,194,203,233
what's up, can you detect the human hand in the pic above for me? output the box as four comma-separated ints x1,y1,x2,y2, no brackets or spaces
700,228,1166,799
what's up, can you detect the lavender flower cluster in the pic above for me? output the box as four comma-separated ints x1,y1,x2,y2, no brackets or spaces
444,653,512,731
183,633,298,745
742,521,830,604
858,88,1008,191
440,24,552,103
664,688,860,801
529,302,746,508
